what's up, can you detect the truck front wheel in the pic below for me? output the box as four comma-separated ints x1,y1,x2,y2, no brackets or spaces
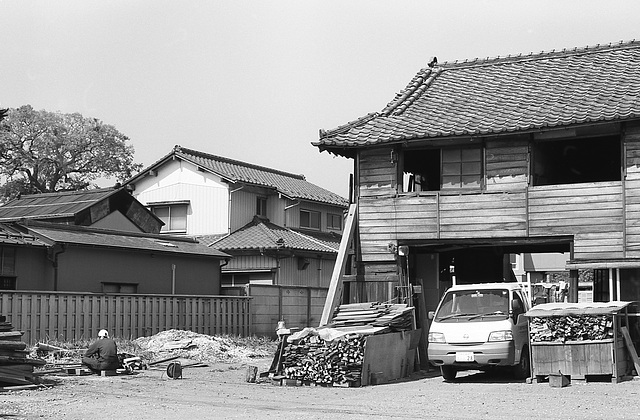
441,365,457,381
513,347,531,379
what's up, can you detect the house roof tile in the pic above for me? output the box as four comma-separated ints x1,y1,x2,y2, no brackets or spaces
211,216,340,254
128,146,348,207
315,40,640,154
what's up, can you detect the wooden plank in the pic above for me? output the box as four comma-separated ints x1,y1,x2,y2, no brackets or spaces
320,203,357,327
620,326,640,375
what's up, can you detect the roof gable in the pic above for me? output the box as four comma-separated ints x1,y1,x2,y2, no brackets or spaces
315,40,640,155
128,146,348,207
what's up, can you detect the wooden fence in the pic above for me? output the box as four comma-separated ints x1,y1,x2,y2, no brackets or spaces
247,285,328,337
0,291,251,344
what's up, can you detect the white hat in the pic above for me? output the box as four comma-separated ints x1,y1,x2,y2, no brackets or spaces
98,329,109,338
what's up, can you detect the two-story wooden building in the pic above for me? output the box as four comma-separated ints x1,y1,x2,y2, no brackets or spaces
314,41,640,313
126,146,348,288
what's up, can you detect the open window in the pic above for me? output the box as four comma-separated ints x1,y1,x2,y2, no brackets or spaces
532,135,621,186
402,148,440,192
402,146,483,192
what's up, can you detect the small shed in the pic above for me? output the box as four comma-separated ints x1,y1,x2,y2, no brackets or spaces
525,302,638,383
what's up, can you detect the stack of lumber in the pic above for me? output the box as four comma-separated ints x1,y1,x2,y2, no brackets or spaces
0,316,46,386
330,302,414,331
529,315,614,343
281,333,365,386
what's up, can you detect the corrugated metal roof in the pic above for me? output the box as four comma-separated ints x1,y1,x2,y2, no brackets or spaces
23,222,230,258
211,216,339,253
0,188,120,221
315,40,640,154
128,146,348,207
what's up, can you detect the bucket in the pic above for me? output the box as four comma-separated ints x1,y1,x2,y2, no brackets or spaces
549,372,570,388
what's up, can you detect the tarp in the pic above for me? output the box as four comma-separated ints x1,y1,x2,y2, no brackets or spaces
524,301,634,317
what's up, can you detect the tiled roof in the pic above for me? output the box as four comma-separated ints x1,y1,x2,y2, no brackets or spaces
22,221,230,258
211,216,339,254
0,188,121,221
0,223,48,247
128,146,348,207
315,40,640,154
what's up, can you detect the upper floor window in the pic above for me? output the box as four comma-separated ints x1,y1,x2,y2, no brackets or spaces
327,213,342,230
256,197,267,217
402,146,482,192
441,147,482,189
300,209,321,230
532,135,621,186
151,203,188,233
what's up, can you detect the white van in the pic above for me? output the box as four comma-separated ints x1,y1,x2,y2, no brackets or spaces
427,282,530,381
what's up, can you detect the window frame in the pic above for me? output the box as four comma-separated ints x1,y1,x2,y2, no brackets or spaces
150,203,189,233
256,196,268,217
300,209,321,230
327,213,343,231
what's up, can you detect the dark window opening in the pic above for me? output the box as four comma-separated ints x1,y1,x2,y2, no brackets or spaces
256,197,267,217
402,148,440,192
532,135,621,186
327,213,342,230
0,276,16,290
300,209,321,230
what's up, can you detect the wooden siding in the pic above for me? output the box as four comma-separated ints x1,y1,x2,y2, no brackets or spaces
0,291,251,343
276,256,335,288
529,182,624,259
358,148,397,198
485,138,529,191
132,159,230,236
625,125,640,258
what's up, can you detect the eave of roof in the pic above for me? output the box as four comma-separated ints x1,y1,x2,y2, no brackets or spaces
20,221,230,258
315,40,640,156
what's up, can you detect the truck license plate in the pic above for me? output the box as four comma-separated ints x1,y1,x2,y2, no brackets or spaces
455,352,474,362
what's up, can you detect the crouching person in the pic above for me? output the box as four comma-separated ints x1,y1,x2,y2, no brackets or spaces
82,329,119,374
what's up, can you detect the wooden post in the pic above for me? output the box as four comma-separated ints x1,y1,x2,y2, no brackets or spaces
568,269,579,303
320,204,357,326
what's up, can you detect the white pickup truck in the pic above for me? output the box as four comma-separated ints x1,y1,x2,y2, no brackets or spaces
427,282,531,381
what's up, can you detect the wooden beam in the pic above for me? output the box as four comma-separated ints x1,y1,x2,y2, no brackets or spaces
320,203,357,326
620,326,640,375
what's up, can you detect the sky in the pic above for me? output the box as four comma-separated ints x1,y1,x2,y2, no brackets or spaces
1,0,640,198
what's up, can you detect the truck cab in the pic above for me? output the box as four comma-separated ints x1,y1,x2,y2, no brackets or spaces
427,282,530,381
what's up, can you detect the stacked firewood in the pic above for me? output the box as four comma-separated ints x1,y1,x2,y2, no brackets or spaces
281,334,365,385
529,315,614,343
0,316,46,387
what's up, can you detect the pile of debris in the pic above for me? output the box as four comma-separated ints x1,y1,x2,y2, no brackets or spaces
529,315,614,342
329,302,414,331
0,316,45,387
281,333,365,386
134,329,276,364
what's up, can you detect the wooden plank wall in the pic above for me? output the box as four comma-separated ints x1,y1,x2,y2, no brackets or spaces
0,292,251,343
485,137,529,191
625,124,640,258
358,148,397,198
529,182,624,259
248,284,328,337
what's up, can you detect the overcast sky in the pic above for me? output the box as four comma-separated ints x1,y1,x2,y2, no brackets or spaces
1,1,639,197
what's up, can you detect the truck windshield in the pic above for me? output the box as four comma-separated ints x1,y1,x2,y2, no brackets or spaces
435,289,509,321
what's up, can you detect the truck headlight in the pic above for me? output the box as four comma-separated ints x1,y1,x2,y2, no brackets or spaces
428,332,446,343
488,330,513,342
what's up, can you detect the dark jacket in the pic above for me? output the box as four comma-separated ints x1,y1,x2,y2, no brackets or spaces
82,338,119,371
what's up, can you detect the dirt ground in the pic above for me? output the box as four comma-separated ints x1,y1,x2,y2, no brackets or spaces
2,358,640,420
